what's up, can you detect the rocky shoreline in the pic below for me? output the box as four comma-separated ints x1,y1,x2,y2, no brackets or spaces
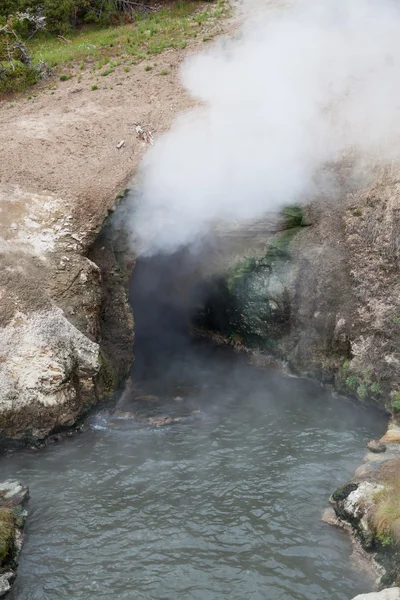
330,422,400,595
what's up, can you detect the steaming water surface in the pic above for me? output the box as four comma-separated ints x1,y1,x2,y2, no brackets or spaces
2,344,386,600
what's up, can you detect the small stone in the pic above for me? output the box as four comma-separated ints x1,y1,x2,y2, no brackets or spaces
112,410,136,420
367,440,387,453
135,395,159,403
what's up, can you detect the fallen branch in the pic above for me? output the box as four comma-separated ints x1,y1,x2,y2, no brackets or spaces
57,35,72,44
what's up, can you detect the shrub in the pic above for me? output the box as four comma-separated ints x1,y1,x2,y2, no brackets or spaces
0,62,39,92
0,11,47,93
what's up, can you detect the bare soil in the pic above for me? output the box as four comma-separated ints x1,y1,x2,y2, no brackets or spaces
0,16,230,243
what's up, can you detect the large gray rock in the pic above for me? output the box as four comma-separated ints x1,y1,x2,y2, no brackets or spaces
0,307,100,441
0,185,134,444
352,588,400,600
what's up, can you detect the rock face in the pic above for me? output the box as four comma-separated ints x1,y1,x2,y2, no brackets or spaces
0,185,134,446
0,480,29,597
197,169,400,409
352,589,400,600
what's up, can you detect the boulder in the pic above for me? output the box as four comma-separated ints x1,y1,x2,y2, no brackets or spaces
367,440,387,453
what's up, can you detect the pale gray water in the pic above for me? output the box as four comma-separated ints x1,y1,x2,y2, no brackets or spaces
1,344,386,600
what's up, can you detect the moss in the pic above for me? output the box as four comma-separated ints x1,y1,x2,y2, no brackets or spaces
342,359,351,372
282,205,308,229
332,482,358,502
346,375,358,390
352,208,363,217
377,531,393,547
98,352,116,392
391,392,400,412
10,506,25,529
0,508,15,563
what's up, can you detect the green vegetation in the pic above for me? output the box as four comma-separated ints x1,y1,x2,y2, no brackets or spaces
372,479,400,547
370,382,384,396
0,508,15,562
282,205,308,229
28,1,227,65
343,366,385,401
0,12,47,93
1,0,229,94
345,375,358,390
100,66,114,76
391,392,400,412
392,317,400,324
91,83,97,90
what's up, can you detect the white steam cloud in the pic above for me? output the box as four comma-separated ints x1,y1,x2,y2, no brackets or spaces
130,0,400,255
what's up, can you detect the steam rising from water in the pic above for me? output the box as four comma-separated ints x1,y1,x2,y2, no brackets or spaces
129,0,400,255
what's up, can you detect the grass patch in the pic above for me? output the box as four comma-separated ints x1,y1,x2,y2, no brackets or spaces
160,68,169,75
91,84,98,90
373,478,400,546
0,508,15,562
26,0,228,73
59,74,71,81
100,67,114,76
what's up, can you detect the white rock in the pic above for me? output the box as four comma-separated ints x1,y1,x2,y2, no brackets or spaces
0,307,100,437
344,482,384,519
0,574,12,597
352,588,400,600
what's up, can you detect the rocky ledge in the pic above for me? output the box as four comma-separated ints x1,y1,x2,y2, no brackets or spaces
0,480,29,597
